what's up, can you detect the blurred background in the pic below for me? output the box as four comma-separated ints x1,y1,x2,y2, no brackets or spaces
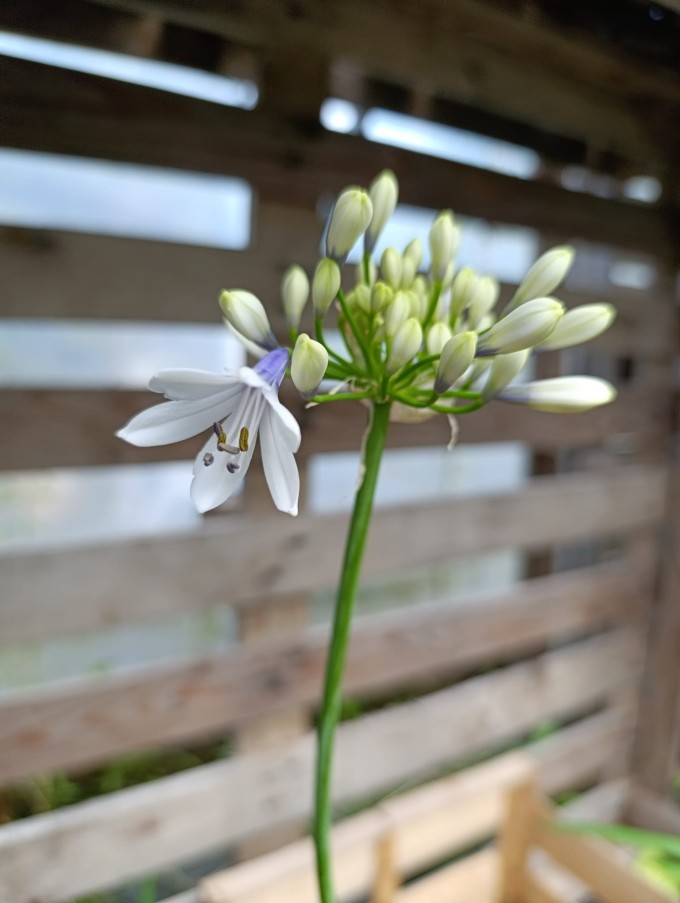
0,2,678,902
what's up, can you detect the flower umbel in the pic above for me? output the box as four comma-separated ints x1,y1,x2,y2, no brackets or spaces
117,348,300,515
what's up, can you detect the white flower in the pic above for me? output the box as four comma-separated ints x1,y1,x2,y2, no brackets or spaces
366,170,398,251
117,348,300,515
497,376,616,412
326,188,373,262
477,298,563,354
504,246,574,314
291,334,329,398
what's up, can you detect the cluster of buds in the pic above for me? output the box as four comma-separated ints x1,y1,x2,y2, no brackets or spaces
219,170,617,430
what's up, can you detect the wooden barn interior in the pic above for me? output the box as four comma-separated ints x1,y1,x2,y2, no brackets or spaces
0,1,679,901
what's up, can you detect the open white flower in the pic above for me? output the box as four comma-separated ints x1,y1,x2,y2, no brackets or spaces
117,348,300,515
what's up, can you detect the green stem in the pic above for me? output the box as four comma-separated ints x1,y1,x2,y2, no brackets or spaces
313,401,391,903
337,289,374,374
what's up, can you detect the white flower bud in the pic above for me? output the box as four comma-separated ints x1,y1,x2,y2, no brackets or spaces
384,290,411,337
537,303,616,350
387,317,423,373
478,297,564,354
349,283,371,314
482,350,530,399
429,211,458,281
219,289,276,349
403,238,423,271
406,289,427,321
281,265,309,332
426,321,452,356
467,276,499,329
371,281,393,313
312,258,341,317
400,256,417,289
505,246,574,313
380,247,403,289
498,376,616,412
291,334,329,399
366,170,398,250
326,188,373,262
449,267,477,319
434,331,478,393
356,257,377,285
412,274,428,301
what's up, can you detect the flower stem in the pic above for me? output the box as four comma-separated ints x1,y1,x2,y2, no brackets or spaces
313,400,391,903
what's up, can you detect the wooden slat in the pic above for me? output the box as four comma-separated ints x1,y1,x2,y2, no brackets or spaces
0,638,639,903
0,55,672,256
627,785,680,835
0,561,646,783
0,384,669,471
78,0,680,166
0,465,665,643
394,849,497,903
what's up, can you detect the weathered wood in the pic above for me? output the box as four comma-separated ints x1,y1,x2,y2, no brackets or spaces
0,561,645,783
0,384,669,471
0,55,673,256
81,0,679,167
626,785,680,835
0,641,639,903
0,465,665,643
497,774,540,903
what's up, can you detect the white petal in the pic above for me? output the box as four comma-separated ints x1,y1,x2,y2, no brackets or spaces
149,369,238,400
117,386,244,447
260,408,300,516
261,387,301,452
190,431,256,513
224,321,268,360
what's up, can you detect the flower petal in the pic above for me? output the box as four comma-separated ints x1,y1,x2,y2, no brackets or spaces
117,386,244,446
190,431,256,513
259,407,300,516
261,388,301,452
149,369,239,400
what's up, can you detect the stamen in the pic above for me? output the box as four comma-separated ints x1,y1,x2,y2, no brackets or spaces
239,427,250,452
203,453,215,466
226,461,240,474
212,422,227,445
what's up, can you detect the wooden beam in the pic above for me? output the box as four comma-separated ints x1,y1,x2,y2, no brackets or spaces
0,561,645,783
0,644,638,903
626,785,680,834
81,0,679,167
0,465,665,643
0,56,673,256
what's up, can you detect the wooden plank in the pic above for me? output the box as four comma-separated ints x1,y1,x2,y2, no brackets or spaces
0,639,640,902
497,774,540,902
81,0,679,166
0,561,645,783
0,383,669,471
394,848,497,903
0,55,673,256
0,465,664,643
627,786,680,835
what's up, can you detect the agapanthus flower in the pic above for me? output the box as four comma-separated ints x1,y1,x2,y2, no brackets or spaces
117,347,300,515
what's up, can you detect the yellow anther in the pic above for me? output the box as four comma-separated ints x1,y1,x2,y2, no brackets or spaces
239,427,249,452
218,431,227,445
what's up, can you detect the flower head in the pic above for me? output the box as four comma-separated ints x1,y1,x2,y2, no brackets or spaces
117,348,300,515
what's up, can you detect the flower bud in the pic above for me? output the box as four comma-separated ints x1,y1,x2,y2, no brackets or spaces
449,267,477,319
387,317,423,373
384,290,411,337
429,211,458,281
312,258,341,317
498,376,616,412
357,257,377,285
348,283,371,314
426,322,452,356
326,188,373,262
406,289,427,321
482,350,530,399
412,274,428,301
365,170,398,251
537,303,616,351
380,247,403,289
281,265,309,332
291,334,329,398
219,289,276,349
434,331,477,393
403,238,423,271
478,298,564,354
371,281,393,313
400,256,417,289
467,276,499,329
505,246,574,313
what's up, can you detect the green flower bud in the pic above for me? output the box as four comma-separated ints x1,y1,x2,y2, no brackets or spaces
400,256,417,289
537,303,616,350
426,321,452,356
403,238,423,271
429,210,458,281
312,258,341,317
406,289,427,321
478,298,564,354
219,289,276,349
326,188,373,262
349,283,371,314
387,317,423,373
498,376,616,412
434,331,478,393
371,281,394,313
366,170,398,251
505,246,574,313
384,290,411,337
281,265,309,332
482,350,530,399
449,267,477,319
380,247,403,289
290,334,329,399
467,276,499,329
412,274,428,300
